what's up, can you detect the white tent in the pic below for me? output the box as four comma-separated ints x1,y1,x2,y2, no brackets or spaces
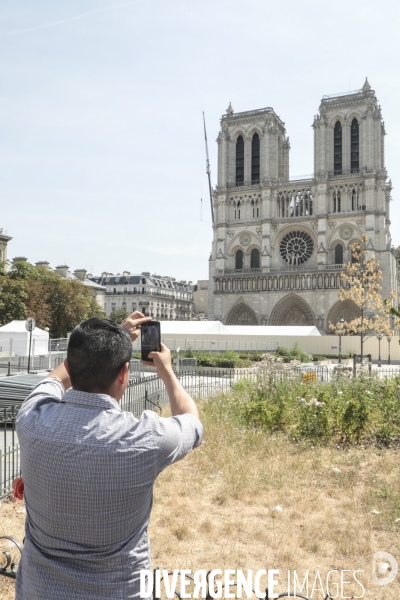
0,320,49,356
158,321,320,337
226,325,321,336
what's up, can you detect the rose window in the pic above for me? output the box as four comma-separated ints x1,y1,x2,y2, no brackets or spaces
279,230,314,266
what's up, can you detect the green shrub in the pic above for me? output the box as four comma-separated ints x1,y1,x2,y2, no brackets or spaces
231,372,400,447
275,343,312,363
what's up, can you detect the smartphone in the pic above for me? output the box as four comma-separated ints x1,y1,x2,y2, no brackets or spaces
141,321,161,363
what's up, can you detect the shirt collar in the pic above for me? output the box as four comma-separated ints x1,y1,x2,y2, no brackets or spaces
63,388,122,412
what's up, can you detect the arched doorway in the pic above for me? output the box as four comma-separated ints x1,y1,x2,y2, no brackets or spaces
270,294,315,326
225,303,259,325
327,300,361,329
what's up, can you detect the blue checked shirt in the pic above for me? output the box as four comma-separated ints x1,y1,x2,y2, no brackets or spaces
15,377,203,600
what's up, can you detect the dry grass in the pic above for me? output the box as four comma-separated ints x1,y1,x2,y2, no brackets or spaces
149,400,400,600
2,397,400,599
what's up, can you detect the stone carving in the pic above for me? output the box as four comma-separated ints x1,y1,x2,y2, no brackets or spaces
256,227,262,236
327,300,361,328
280,231,314,265
226,302,259,326
311,221,318,230
270,294,315,326
227,230,234,237
328,221,337,230
339,226,353,240
240,233,251,246
356,219,365,228
272,223,279,232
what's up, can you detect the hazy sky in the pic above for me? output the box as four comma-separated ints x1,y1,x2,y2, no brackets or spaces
1,0,399,281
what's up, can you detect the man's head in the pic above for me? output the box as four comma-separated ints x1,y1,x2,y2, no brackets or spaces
67,318,132,396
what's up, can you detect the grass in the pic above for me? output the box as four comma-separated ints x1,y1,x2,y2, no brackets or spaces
2,387,400,599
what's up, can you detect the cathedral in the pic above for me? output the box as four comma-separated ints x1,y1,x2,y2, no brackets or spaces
208,79,397,331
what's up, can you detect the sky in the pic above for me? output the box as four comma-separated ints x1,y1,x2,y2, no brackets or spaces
1,0,400,282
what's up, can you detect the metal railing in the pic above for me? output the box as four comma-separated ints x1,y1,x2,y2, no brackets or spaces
0,406,19,498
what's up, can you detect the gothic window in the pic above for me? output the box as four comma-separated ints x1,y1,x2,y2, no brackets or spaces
251,249,260,269
236,135,244,185
351,188,358,211
334,244,343,265
277,189,313,218
235,249,244,270
333,190,341,213
251,133,260,183
234,201,241,220
279,231,314,266
334,121,342,174
351,119,359,173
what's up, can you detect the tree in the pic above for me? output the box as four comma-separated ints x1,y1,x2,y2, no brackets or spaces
0,277,28,323
109,308,129,324
329,234,398,357
0,261,105,337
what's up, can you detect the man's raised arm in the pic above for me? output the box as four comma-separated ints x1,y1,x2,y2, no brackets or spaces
147,344,199,419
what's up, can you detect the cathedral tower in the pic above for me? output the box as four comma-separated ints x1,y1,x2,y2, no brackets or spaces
208,80,396,330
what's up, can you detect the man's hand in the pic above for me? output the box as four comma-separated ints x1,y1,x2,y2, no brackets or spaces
121,311,152,342
143,343,173,378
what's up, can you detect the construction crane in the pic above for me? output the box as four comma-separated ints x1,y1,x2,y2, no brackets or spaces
203,112,214,224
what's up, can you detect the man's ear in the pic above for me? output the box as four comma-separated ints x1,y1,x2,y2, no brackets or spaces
118,362,130,384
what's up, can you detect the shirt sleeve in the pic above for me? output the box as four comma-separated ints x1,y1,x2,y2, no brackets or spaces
141,410,203,475
16,377,65,423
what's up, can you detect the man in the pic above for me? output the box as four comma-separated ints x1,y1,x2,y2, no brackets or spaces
16,312,203,600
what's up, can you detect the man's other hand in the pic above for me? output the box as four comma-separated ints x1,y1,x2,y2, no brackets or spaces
143,343,173,378
121,311,152,342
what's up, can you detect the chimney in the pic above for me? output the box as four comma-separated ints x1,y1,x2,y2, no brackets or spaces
74,269,87,281
36,261,51,270
123,271,131,276
13,256,28,264
55,265,69,279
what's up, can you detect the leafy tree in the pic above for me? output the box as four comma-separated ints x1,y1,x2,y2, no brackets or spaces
109,308,129,324
0,277,28,323
0,261,105,337
329,234,398,356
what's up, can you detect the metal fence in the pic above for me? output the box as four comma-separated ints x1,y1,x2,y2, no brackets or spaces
0,352,67,376
0,406,19,499
2,363,400,498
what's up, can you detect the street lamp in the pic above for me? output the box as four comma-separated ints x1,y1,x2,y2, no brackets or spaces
337,316,345,364
377,332,383,367
387,334,392,366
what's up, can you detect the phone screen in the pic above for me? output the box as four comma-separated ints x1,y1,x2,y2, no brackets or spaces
141,321,161,362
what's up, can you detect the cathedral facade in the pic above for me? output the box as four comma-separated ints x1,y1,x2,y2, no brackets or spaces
208,79,397,331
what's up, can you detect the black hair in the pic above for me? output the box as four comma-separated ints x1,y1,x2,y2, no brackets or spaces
67,318,132,393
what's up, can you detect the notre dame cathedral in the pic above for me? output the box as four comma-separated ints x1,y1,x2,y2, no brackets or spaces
208,79,398,331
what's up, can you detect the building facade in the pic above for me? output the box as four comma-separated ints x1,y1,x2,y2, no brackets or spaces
193,280,209,319
208,79,397,331
89,272,194,320
0,229,12,264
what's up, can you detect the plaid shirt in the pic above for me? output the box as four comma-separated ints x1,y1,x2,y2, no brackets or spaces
15,377,203,600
